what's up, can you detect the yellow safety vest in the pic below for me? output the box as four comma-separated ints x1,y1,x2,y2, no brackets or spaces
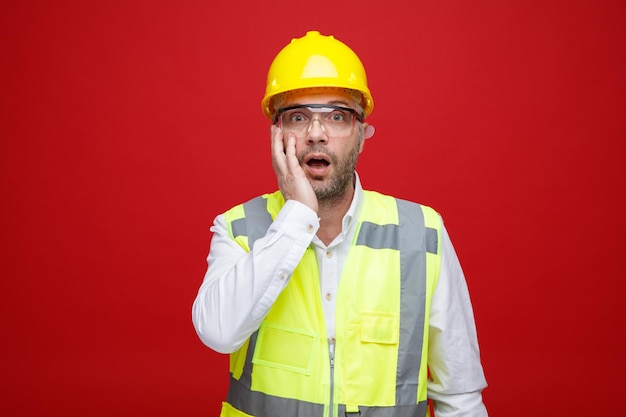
221,190,442,417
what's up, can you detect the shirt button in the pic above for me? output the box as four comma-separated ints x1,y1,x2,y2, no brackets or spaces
279,273,286,280
329,337,336,345
307,225,314,233
326,250,332,258
325,292,333,301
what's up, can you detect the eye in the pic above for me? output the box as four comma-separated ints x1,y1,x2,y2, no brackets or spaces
327,111,347,123
288,112,308,124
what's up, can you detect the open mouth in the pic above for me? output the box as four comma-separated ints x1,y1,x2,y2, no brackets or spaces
301,152,333,178
304,153,331,168
306,158,330,168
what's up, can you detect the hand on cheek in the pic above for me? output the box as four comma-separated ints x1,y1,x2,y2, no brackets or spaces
270,125,318,213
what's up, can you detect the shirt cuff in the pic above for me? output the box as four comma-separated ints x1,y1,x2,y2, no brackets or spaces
270,199,320,242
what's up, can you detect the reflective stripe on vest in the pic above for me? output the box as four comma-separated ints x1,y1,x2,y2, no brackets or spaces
231,196,273,249
225,375,428,417
222,191,441,417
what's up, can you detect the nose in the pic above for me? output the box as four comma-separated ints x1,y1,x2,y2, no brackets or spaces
306,117,328,143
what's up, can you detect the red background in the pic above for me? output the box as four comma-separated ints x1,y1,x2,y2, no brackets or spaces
2,1,625,415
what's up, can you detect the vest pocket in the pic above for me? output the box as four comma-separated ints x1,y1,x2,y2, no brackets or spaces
360,311,399,344
341,311,400,405
252,321,317,375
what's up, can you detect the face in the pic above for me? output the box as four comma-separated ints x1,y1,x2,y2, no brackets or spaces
277,90,367,202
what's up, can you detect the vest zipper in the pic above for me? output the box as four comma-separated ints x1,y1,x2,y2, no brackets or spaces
329,340,335,417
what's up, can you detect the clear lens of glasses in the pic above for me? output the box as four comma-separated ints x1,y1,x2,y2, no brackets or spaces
278,105,358,138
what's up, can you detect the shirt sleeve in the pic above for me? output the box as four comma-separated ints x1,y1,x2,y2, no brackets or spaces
427,220,489,417
191,199,320,354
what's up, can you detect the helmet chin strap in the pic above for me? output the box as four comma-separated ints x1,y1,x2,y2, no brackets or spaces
364,124,375,140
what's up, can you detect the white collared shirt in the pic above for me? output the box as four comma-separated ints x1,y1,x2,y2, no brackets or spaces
192,174,488,416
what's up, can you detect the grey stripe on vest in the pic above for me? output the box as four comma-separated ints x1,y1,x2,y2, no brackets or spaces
238,330,258,390
338,401,428,417
230,218,247,239
242,196,273,249
227,374,324,417
355,219,437,255
230,196,272,247
355,222,399,249
227,375,428,417
232,196,273,391
425,227,438,255
395,198,428,405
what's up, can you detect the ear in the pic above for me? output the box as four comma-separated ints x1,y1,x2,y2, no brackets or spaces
363,123,375,140
358,123,370,153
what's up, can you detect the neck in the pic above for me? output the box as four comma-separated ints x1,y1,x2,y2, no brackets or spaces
316,184,355,246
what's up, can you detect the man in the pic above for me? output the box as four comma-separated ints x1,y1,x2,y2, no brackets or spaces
192,31,488,417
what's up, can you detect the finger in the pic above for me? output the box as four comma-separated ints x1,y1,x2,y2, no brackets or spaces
271,125,287,172
284,134,300,172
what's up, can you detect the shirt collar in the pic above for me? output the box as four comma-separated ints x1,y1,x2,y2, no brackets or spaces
342,172,364,237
